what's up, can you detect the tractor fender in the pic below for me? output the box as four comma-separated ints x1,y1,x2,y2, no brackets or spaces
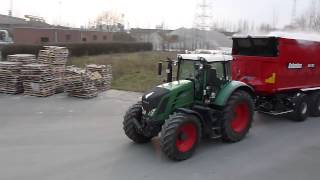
175,108,205,124
214,81,255,106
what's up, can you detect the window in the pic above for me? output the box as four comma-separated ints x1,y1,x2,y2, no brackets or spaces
82,37,87,42
103,35,107,40
40,37,49,43
232,37,278,57
93,35,97,41
179,60,197,80
65,34,71,41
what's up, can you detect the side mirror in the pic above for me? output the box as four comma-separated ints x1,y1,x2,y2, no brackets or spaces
158,62,162,76
207,68,218,86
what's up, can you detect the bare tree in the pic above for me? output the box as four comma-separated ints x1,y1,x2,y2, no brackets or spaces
293,0,320,31
94,11,125,32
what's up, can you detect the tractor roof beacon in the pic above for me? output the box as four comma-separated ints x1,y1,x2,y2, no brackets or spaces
123,53,254,161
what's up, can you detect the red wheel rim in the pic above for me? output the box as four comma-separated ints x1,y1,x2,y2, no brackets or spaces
176,123,197,153
231,103,249,133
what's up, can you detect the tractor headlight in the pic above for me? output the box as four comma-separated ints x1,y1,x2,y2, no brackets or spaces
148,108,156,116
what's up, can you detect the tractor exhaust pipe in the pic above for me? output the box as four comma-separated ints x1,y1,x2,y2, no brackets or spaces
158,58,173,83
166,58,173,83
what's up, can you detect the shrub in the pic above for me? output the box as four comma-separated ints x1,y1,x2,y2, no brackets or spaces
1,42,153,58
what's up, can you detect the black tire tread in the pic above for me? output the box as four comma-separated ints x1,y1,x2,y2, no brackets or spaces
291,94,309,122
123,102,151,144
221,90,254,142
309,92,320,117
160,113,201,161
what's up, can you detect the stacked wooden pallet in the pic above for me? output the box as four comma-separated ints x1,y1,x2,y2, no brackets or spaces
21,64,56,97
85,64,113,91
7,54,37,64
0,62,23,94
38,46,69,93
65,66,99,98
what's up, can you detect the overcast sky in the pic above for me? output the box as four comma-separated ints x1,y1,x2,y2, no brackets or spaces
0,0,313,29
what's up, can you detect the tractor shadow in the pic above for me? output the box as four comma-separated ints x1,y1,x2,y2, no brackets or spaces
118,112,303,164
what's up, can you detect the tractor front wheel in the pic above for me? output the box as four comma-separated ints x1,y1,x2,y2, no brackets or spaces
221,91,254,142
123,102,152,144
160,113,201,161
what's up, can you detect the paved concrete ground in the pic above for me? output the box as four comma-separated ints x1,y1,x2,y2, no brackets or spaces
0,90,320,180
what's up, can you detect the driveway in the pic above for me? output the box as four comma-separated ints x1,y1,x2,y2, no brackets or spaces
0,90,320,180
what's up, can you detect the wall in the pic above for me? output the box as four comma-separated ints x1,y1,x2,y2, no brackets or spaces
12,28,115,44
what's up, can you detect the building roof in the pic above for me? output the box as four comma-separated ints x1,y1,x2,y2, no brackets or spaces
0,14,52,28
0,14,27,25
178,54,232,62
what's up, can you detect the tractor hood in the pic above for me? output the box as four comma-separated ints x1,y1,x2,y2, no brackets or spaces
141,80,194,115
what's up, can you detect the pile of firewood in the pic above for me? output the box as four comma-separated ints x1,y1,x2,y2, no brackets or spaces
7,54,37,64
38,46,69,93
85,64,112,92
65,66,98,98
21,64,56,97
0,62,23,94
0,46,113,98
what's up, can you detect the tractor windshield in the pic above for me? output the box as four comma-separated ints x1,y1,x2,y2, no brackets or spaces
178,60,201,80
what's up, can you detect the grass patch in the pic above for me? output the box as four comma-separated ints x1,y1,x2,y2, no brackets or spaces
68,51,177,92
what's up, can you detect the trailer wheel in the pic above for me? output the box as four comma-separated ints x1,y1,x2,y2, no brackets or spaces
160,113,201,161
221,91,254,143
123,102,152,143
291,95,309,122
309,92,320,117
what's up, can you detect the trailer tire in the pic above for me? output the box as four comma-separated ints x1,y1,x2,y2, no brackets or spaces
221,90,254,143
291,94,309,122
160,113,201,161
309,92,320,117
123,102,152,144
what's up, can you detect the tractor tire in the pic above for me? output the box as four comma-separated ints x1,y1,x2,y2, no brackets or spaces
160,113,201,161
309,92,320,117
123,102,152,144
221,90,254,143
291,94,309,122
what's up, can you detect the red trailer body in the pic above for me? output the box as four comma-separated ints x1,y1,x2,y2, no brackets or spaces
232,37,320,95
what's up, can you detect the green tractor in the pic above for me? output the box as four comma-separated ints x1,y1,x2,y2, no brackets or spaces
123,54,254,161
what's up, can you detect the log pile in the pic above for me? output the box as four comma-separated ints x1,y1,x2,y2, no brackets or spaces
65,66,98,98
21,64,56,97
85,64,112,92
38,46,69,93
7,54,37,64
0,46,112,99
0,62,23,94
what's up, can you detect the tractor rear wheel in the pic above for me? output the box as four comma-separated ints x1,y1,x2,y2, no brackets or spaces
123,102,152,144
309,92,320,117
221,91,254,142
160,113,201,161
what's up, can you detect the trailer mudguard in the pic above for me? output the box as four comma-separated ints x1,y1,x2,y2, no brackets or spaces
214,81,254,106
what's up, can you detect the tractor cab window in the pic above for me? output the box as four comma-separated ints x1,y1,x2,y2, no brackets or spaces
232,37,278,57
209,62,225,81
178,60,201,80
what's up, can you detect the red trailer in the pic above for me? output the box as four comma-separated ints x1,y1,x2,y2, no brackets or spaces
232,35,320,121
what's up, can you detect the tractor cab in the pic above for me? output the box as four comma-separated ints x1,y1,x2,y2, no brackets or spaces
176,54,233,104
